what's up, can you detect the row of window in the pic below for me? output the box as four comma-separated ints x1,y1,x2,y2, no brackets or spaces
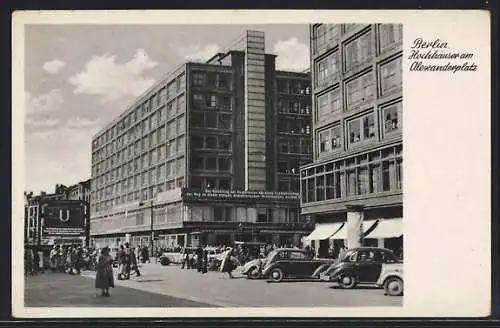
92,116,186,165
278,158,311,175
279,137,312,155
191,134,232,151
193,93,232,111
189,206,299,224
316,101,402,156
92,135,185,178
93,180,185,213
278,179,300,193
277,79,311,95
312,24,402,58
301,146,402,203
192,71,231,89
277,118,311,135
93,74,186,149
314,56,402,120
315,58,401,123
191,156,232,172
190,112,232,130
190,176,232,190
92,157,185,201
278,99,311,115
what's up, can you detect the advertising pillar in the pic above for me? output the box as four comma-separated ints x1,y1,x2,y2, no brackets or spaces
346,205,364,249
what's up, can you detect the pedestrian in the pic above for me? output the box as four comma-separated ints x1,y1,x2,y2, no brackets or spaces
95,246,114,297
75,247,83,274
24,246,34,276
37,247,45,274
117,245,125,280
130,247,141,277
123,243,131,279
196,245,203,273
202,248,208,274
219,247,237,279
49,246,59,272
181,250,191,269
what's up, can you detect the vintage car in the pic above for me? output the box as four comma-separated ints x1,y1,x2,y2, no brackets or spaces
160,246,198,267
376,262,403,296
319,247,403,295
247,248,335,282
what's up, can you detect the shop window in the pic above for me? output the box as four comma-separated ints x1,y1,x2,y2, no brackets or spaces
383,102,402,135
380,57,402,96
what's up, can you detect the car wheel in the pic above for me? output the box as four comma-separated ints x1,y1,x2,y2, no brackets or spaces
248,267,260,279
338,274,357,289
384,277,403,296
269,268,284,282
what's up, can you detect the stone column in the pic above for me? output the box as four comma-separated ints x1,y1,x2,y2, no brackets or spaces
346,205,364,249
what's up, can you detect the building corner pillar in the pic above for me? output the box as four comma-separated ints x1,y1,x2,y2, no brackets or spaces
346,205,364,249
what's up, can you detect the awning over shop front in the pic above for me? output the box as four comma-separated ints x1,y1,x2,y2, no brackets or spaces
364,218,403,239
303,222,344,241
332,219,379,240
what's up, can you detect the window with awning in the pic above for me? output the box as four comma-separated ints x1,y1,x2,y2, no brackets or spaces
303,222,344,241
364,218,403,239
332,219,379,240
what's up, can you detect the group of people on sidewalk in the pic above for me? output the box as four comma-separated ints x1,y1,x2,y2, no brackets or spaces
116,243,141,280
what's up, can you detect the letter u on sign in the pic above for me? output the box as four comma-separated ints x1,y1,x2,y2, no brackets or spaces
59,209,71,223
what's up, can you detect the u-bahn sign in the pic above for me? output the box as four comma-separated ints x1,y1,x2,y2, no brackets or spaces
181,189,300,203
40,200,86,237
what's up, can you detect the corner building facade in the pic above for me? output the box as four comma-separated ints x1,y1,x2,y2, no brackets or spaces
301,24,403,258
90,31,313,248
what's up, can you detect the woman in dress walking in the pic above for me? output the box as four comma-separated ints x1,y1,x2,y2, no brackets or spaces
95,247,114,297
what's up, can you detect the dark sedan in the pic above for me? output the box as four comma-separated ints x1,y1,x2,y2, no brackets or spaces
319,247,402,291
261,248,336,282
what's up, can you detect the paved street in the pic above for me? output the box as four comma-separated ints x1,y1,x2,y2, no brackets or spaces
25,272,213,307
69,262,401,307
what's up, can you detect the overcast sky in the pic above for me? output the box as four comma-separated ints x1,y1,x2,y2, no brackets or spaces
24,24,310,194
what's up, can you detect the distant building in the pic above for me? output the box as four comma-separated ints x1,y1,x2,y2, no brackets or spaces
301,24,403,258
90,30,314,249
24,179,91,246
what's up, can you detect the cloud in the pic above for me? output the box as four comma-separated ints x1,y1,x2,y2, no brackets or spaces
42,58,65,74
68,49,157,103
25,118,59,128
174,43,221,62
25,125,100,193
273,37,310,72
25,89,64,115
66,117,99,129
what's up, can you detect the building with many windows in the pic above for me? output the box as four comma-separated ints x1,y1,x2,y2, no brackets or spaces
90,30,313,249
301,24,403,258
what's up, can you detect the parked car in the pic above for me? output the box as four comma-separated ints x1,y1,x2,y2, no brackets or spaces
160,247,198,267
376,262,403,296
319,247,403,294
253,248,335,282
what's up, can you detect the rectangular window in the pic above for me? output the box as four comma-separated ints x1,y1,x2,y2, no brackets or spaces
219,135,231,150
346,71,375,109
347,169,356,196
206,112,217,128
206,156,217,170
314,24,327,53
193,72,206,86
344,30,372,72
307,178,315,202
218,114,231,130
219,178,231,190
358,167,369,195
383,101,402,135
379,24,403,52
316,175,325,201
325,173,334,199
317,93,329,117
380,57,402,96
206,136,217,149
192,135,203,149
218,158,231,171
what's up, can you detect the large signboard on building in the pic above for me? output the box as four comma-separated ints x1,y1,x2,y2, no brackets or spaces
181,189,300,203
40,200,86,237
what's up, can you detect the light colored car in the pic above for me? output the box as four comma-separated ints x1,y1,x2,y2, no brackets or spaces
376,262,403,296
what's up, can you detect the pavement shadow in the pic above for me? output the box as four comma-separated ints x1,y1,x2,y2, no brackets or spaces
266,279,325,283
328,285,381,290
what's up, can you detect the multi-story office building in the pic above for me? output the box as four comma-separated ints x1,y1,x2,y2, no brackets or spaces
301,24,403,258
90,30,313,249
